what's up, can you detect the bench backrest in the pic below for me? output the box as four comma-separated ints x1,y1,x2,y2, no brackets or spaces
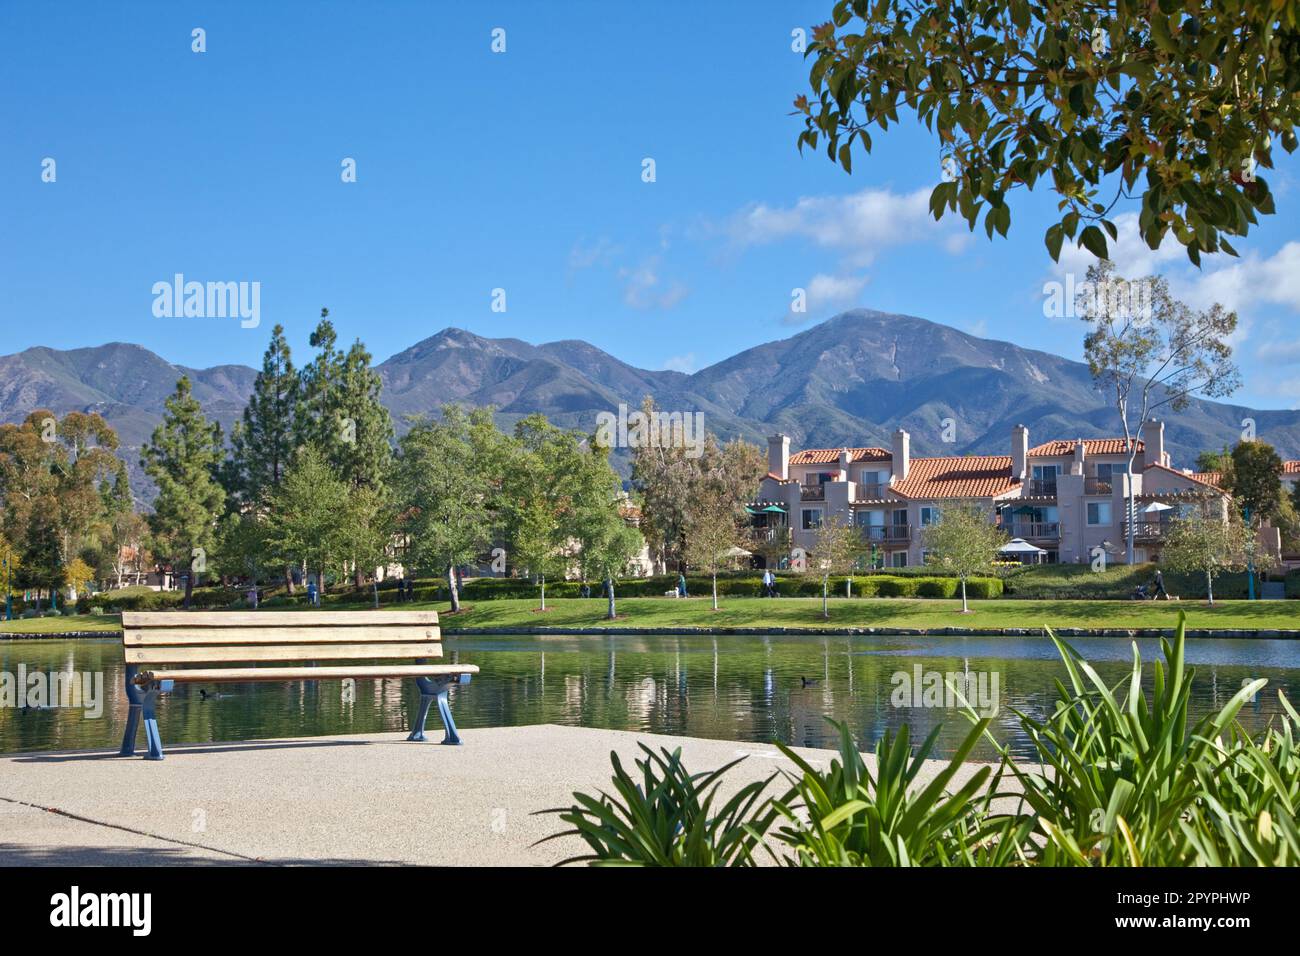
120,611,442,667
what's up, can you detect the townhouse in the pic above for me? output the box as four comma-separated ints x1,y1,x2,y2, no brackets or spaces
752,419,1230,568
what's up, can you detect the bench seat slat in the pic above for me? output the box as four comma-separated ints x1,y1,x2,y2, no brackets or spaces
126,642,443,665
124,625,441,647
122,610,439,628
136,664,478,684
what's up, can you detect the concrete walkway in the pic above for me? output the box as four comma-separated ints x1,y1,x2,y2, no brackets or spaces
0,726,893,866
0,725,1003,866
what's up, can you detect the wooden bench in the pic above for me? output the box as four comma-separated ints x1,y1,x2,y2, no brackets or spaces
118,610,478,761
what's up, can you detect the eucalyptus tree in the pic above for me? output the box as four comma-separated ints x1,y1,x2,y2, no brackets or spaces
1080,261,1238,563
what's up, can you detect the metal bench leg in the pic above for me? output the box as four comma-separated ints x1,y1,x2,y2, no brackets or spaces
434,685,460,745
408,674,471,745
142,683,165,761
119,665,142,756
407,677,436,742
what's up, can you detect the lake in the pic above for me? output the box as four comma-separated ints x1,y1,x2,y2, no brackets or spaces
3,633,1299,760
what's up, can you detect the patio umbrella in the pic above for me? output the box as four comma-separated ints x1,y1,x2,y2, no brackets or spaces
1142,501,1174,514
720,546,753,558
998,538,1046,554
999,537,1047,564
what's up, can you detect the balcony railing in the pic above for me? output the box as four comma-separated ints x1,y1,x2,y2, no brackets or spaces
853,482,886,501
1124,520,1171,540
800,484,825,501
1084,477,1113,495
1007,522,1060,539
1027,479,1058,497
859,525,911,543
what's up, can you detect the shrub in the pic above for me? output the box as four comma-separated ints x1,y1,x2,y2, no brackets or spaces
1287,569,1300,600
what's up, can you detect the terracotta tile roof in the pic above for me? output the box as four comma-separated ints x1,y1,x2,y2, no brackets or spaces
890,455,1016,500
1143,462,1228,492
764,471,791,482
788,446,892,465
1285,460,1300,475
1028,438,1142,456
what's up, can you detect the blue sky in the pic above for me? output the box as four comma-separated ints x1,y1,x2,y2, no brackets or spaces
2,0,1298,409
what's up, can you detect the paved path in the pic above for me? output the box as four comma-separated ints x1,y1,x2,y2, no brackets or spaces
0,725,1001,866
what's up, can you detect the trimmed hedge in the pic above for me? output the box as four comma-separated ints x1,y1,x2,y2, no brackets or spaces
1286,569,1300,600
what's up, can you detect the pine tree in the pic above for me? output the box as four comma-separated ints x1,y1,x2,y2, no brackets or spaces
140,377,226,608
334,339,394,492
230,324,299,509
297,312,343,460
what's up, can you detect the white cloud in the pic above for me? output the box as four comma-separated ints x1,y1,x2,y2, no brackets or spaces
662,352,697,373
568,237,620,270
619,257,689,310
1045,214,1300,325
783,272,869,325
726,186,963,268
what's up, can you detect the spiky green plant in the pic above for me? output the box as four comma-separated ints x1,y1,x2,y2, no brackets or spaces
999,612,1296,866
537,745,778,866
766,718,1026,866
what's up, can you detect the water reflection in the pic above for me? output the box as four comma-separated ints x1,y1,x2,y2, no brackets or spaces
2,634,1299,760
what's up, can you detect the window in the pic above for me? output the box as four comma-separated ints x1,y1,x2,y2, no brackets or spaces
814,472,835,485
920,506,941,527
802,509,822,530
1032,464,1059,481
1087,502,1112,525
891,551,908,568
1095,463,1114,482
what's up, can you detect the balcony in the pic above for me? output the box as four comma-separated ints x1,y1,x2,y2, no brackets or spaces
1084,477,1113,495
852,482,886,501
1125,520,1171,540
859,525,911,544
1007,522,1060,540
1027,479,1058,497
800,484,825,501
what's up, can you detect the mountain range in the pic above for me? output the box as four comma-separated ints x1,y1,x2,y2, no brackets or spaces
3,310,1297,503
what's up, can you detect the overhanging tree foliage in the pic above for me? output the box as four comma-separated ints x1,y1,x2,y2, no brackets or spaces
797,0,1299,263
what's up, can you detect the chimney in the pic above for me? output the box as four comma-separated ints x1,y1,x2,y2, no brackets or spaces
891,428,911,481
1011,424,1029,482
1072,438,1087,475
1139,419,1166,471
838,447,851,478
767,434,790,481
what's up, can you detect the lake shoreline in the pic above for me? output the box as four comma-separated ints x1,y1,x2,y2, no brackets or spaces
5,624,1300,640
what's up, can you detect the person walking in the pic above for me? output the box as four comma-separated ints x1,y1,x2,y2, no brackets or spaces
1152,568,1168,599
762,568,774,597
307,578,319,607
677,572,688,598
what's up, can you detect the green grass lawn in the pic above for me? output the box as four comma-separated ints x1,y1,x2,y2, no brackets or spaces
2,596,1296,636
0,615,122,635
420,596,1300,630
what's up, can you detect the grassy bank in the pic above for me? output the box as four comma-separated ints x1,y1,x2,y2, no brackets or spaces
4,596,1296,636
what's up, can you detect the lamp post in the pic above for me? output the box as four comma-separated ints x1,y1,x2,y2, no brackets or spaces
3,555,10,621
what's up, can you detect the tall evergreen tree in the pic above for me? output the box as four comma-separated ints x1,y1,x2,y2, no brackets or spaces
230,324,299,509
141,377,226,608
297,312,344,459
334,338,394,491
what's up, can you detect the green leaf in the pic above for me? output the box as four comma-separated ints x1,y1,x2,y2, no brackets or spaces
1079,224,1108,259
